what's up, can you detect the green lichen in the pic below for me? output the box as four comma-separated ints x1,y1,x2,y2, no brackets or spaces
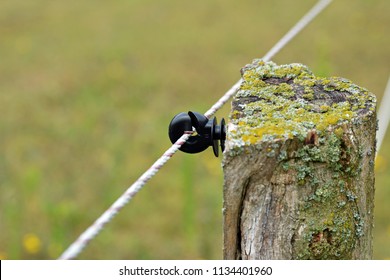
279,129,368,259
228,60,376,149
227,60,377,259
302,92,314,100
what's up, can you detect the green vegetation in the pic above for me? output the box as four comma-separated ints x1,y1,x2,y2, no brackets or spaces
0,0,389,259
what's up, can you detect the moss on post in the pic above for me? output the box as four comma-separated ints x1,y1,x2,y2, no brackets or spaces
222,60,377,260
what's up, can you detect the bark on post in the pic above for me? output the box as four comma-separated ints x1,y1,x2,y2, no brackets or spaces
222,60,377,260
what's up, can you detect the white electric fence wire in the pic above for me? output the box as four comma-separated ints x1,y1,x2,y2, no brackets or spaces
58,0,332,260
377,76,390,154
58,132,193,260
204,0,333,118
262,0,332,62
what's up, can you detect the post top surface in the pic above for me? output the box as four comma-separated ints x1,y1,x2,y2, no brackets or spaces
228,60,376,149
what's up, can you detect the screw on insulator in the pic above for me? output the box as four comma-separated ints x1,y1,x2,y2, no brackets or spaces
168,111,226,157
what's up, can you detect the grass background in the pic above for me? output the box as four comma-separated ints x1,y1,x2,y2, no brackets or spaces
0,0,389,259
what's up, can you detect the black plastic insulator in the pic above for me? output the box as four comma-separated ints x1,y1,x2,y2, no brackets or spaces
168,111,226,157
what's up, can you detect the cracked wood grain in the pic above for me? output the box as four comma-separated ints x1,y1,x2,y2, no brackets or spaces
222,61,376,260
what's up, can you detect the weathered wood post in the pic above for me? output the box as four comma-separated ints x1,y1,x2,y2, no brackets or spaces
222,60,377,259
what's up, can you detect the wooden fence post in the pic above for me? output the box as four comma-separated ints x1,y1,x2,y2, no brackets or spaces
222,60,377,260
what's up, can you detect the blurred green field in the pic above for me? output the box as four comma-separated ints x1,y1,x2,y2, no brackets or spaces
0,0,389,259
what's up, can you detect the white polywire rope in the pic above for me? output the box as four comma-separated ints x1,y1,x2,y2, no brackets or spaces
377,76,390,154
58,132,193,260
204,0,333,119
262,0,332,62
58,0,333,260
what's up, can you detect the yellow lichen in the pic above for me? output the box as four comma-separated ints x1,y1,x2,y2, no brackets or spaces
230,60,376,147
320,105,330,112
334,127,345,137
